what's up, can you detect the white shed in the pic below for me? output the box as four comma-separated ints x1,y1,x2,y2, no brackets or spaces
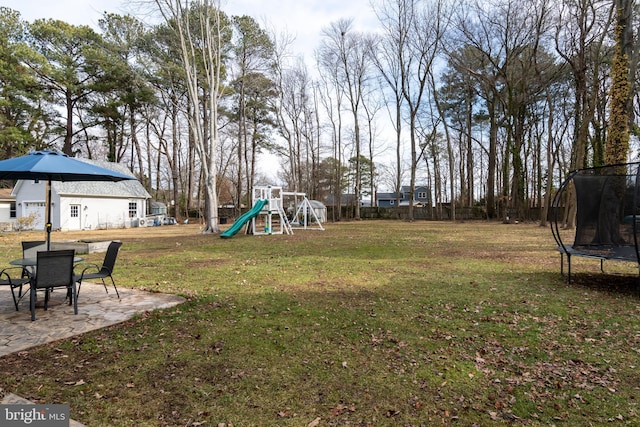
12,160,151,231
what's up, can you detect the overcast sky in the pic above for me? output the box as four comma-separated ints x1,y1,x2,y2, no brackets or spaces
4,0,380,60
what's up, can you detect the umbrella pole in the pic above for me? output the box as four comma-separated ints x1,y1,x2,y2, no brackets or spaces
46,179,52,250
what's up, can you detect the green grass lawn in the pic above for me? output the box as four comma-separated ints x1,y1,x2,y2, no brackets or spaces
2,221,640,426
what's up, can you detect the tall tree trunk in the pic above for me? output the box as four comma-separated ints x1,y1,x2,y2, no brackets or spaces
539,89,555,228
486,98,498,219
64,91,74,156
466,86,474,207
155,0,222,233
605,0,633,165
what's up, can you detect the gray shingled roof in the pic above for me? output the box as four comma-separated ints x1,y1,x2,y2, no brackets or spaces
53,159,151,199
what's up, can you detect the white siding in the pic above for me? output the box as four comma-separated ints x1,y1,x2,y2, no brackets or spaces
13,179,148,231
14,180,46,229
58,196,146,230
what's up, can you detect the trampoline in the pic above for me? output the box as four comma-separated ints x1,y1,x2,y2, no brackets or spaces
551,162,640,282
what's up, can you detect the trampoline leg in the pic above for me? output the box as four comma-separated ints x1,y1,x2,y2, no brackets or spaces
600,259,605,274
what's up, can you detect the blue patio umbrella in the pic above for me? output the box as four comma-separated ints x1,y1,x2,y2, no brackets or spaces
0,150,137,249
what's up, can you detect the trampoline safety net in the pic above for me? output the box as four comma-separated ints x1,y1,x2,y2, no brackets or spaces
552,163,640,262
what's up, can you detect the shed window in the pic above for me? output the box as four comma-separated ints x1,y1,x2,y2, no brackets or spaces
70,205,79,218
10,202,16,218
418,192,427,199
128,202,137,218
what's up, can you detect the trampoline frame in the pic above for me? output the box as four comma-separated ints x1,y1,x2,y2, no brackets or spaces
550,162,640,283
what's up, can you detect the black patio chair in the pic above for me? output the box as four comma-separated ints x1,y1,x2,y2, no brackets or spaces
30,249,77,321
76,241,123,299
0,267,30,311
21,240,46,278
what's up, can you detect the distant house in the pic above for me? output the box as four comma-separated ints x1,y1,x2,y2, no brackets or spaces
376,192,397,207
0,188,16,230
11,160,151,231
376,185,431,207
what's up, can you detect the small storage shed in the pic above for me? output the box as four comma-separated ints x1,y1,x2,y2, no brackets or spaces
12,160,151,231
307,200,327,224
150,201,168,215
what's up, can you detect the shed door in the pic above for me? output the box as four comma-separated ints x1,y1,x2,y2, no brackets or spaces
68,204,81,230
23,202,45,230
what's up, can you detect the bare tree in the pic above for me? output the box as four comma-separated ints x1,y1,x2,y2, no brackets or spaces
153,0,228,233
273,58,314,192
555,0,614,170
361,85,384,207
318,19,371,220
373,0,450,220
554,0,615,228
448,0,558,220
371,0,410,212
539,79,573,227
316,45,346,220
141,21,190,220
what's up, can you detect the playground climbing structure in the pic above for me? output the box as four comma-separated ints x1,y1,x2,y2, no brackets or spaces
250,186,292,236
221,186,325,238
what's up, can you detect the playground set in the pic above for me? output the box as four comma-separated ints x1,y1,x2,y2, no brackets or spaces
220,186,324,238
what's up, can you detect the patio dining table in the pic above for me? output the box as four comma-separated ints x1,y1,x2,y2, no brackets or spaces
9,255,84,308
9,256,84,268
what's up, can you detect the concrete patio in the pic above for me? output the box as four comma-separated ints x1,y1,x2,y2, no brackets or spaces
0,281,185,425
0,282,185,357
